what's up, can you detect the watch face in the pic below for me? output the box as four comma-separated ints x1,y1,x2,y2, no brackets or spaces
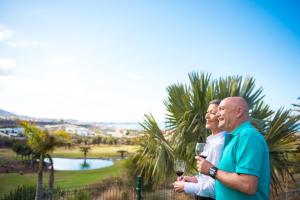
209,167,217,178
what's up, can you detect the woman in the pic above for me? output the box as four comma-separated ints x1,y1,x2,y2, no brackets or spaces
173,99,227,200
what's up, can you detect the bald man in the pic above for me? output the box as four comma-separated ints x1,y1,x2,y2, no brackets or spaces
196,97,270,200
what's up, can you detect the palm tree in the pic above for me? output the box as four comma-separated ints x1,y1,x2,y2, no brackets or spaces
264,108,300,197
21,121,48,200
46,153,54,198
134,71,300,196
80,146,91,163
47,129,70,199
133,114,174,184
20,122,70,200
117,150,127,159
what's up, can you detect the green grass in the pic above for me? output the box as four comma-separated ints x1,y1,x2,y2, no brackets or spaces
0,159,125,195
0,145,137,195
0,145,138,160
52,145,138,158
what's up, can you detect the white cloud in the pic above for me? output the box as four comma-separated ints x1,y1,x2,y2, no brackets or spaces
0,58,16,75
43,56,73,65
0,25,41,48
7,40,42,48
0,25,14,41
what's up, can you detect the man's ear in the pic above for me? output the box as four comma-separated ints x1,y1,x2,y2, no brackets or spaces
236,107,244,118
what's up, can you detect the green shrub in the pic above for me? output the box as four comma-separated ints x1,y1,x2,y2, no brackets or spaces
73,190,92,200
0,185,35,200
0,185,66,200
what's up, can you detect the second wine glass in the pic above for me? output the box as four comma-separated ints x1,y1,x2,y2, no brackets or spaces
174,160,185,181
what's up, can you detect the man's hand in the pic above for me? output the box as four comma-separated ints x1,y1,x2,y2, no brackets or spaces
195,156,214,175
173,181,185,193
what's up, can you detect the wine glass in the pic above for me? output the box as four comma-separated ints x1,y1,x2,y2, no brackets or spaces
195,142,208,175
195,142,208,159
174,160,185,181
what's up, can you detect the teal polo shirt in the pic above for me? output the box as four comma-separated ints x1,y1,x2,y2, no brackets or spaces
216,121,270,200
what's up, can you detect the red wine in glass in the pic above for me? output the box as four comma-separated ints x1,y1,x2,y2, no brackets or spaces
195,143,208,159
195,142,208,175
174,160,185,181
176,170,184,177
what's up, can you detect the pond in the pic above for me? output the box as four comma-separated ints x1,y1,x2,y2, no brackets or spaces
45,158,113,171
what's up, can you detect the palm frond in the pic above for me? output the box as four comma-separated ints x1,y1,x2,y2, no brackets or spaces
133,113,174,184
265,108,300,196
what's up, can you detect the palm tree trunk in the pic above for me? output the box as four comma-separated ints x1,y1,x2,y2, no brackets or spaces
30,154,34,169
47,154,54,200
35,154,44,200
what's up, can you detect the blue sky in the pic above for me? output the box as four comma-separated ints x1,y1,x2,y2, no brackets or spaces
0,0,299,122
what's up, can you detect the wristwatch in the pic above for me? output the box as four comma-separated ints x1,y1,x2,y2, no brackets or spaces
208,166,218,179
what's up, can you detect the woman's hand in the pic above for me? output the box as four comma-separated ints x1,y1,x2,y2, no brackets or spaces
180,176,198,183
173,181,185,193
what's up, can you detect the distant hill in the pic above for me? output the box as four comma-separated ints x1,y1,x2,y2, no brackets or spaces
0,108,149,130
0,109,17,117
0,108,80,126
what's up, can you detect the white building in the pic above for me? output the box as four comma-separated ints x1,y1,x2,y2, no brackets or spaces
44,124,96,136
65,125,95,136
106,128,130,137
0,128,24,137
